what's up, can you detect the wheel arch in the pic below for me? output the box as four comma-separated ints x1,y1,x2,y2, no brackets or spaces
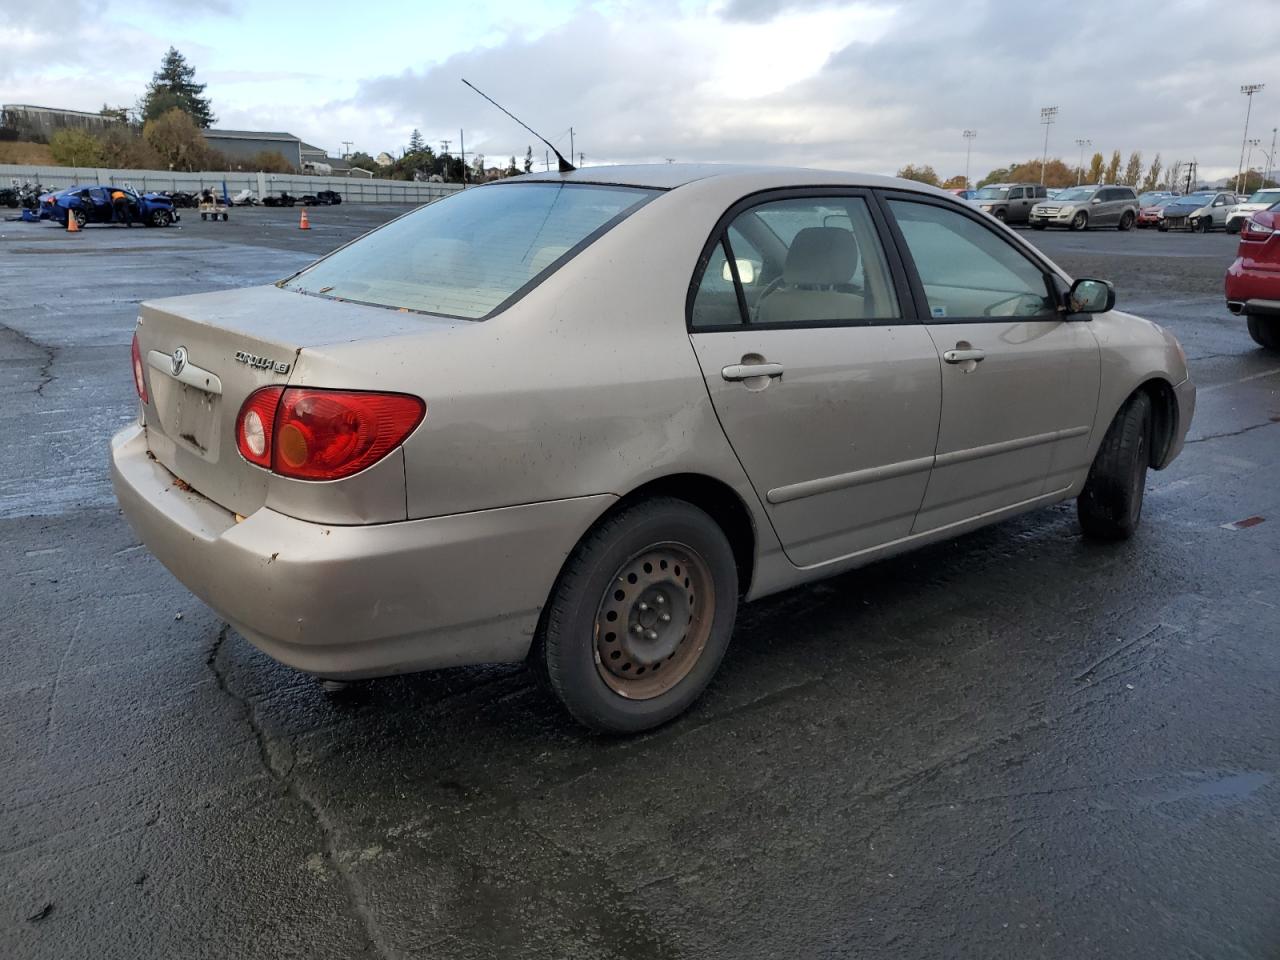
606,473,758,596
1117,377,1178,469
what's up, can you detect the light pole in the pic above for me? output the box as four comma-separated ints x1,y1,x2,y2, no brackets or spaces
1236,84,1265,193
963,130,976,190
1075,137,1091,184
1244,138,1261,192
1268,127,1278,187
1039,106,1058,185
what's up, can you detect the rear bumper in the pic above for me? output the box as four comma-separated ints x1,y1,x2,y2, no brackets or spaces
110,423,614,678
1225,257,1280,313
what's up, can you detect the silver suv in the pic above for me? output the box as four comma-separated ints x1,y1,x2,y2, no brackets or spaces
1030,185,1139,231
969,183,1048,224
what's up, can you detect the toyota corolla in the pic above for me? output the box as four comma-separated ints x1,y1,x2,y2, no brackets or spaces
111,165,1195,733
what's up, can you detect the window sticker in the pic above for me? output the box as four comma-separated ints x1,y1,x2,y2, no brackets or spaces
931,305,948,318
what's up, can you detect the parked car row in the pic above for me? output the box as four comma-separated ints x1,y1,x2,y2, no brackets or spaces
966,182,1275,234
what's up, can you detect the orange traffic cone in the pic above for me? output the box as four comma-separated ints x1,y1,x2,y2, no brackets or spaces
299,209,310,230
66,210,81,233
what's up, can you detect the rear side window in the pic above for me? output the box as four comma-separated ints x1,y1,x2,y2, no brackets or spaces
283,183,655,319
691,195,900,327
888,200,1055,320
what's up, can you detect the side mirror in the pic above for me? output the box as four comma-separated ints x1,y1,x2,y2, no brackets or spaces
1067,278,1115,316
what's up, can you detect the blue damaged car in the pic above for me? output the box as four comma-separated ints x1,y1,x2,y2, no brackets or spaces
41,184,179,228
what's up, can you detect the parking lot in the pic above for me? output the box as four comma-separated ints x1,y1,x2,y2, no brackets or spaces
2,205,1278,959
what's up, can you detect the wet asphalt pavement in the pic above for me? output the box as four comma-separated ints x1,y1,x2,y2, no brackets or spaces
2,205,1278,959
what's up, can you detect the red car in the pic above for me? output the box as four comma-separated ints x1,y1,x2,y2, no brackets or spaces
1226,201,1280,349
1137,198,1177,228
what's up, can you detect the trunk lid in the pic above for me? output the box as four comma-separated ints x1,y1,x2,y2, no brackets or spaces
135,284,456,516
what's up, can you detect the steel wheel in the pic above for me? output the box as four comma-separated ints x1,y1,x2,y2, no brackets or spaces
593,543,714,700
534,497,739,733
1071,211,1088,231
72,208,88,227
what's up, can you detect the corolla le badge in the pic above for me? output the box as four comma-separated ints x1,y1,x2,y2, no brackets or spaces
233,350,291,375
170,346,187,376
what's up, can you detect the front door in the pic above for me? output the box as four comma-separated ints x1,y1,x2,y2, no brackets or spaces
688,192,941,568
882,195,1100,532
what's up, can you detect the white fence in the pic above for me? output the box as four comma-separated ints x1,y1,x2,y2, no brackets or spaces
0,164,464,204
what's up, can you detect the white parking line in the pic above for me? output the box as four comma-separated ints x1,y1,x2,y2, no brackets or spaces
1199,367,1280,392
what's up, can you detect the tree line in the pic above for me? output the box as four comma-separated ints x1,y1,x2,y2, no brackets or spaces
899,151,1276,193
346,131,536,183
30,48,295,173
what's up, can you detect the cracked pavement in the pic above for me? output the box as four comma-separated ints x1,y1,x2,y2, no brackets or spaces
2,208,1278,959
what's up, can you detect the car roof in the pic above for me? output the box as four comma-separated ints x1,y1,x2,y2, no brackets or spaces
509,162,936,194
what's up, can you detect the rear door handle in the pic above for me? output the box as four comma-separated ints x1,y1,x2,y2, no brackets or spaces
722,362,784,381
942,349,986,364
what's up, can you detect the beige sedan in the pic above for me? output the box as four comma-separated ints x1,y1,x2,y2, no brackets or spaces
111,164,1195,732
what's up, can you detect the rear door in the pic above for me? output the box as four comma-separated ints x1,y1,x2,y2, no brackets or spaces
688,190,941,568
880,194,1100,532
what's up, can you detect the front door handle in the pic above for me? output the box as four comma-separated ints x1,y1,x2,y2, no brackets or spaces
943,348,986,364
722,362,784,381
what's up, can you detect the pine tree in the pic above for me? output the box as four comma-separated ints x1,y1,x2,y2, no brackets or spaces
140,48,215,127
523,146,533,174
408,129,425,154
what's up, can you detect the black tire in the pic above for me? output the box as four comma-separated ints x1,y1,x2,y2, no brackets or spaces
533,497,739,734
1071,211,1089,231
1157,222,1169,232
1227,220,1242,235
1247,315,1280,350
1078,391,1152,541
200,212,207,221
1118,211,1135,231
1197,217,1211,233
994,209,1007,222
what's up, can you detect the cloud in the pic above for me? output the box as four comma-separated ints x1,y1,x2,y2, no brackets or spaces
338,0,1279,181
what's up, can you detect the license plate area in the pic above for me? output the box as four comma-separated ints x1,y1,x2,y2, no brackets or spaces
150,375,221,461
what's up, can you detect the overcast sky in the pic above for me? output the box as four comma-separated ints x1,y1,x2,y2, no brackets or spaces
3,0,1278,180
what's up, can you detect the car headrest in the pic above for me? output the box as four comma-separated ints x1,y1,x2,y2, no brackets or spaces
783,227,860,286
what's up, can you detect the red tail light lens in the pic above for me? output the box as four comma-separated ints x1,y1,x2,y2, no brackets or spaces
235,385,284,468
235,387,424,481
131,331,149,404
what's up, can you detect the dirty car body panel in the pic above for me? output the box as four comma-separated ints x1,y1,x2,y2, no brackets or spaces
111,164,1194,703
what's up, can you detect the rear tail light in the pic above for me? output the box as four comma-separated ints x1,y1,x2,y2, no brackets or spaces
235,387,425,480
131,331,149,403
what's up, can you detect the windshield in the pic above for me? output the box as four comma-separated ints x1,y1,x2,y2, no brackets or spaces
1053,187,1094,202
285,182,655,319
1171,193,1213,204
974,187,1008,200
1247,189,1280,203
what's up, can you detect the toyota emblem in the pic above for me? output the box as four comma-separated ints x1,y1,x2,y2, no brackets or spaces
171,346,188,376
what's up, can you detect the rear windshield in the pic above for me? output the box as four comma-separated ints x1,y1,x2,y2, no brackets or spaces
282,182,656,319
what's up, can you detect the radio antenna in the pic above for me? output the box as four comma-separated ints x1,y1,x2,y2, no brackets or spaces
461,79,576,174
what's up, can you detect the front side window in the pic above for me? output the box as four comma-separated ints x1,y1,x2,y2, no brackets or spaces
691,195,900,328
887,200,1055,320
283,182,655,319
